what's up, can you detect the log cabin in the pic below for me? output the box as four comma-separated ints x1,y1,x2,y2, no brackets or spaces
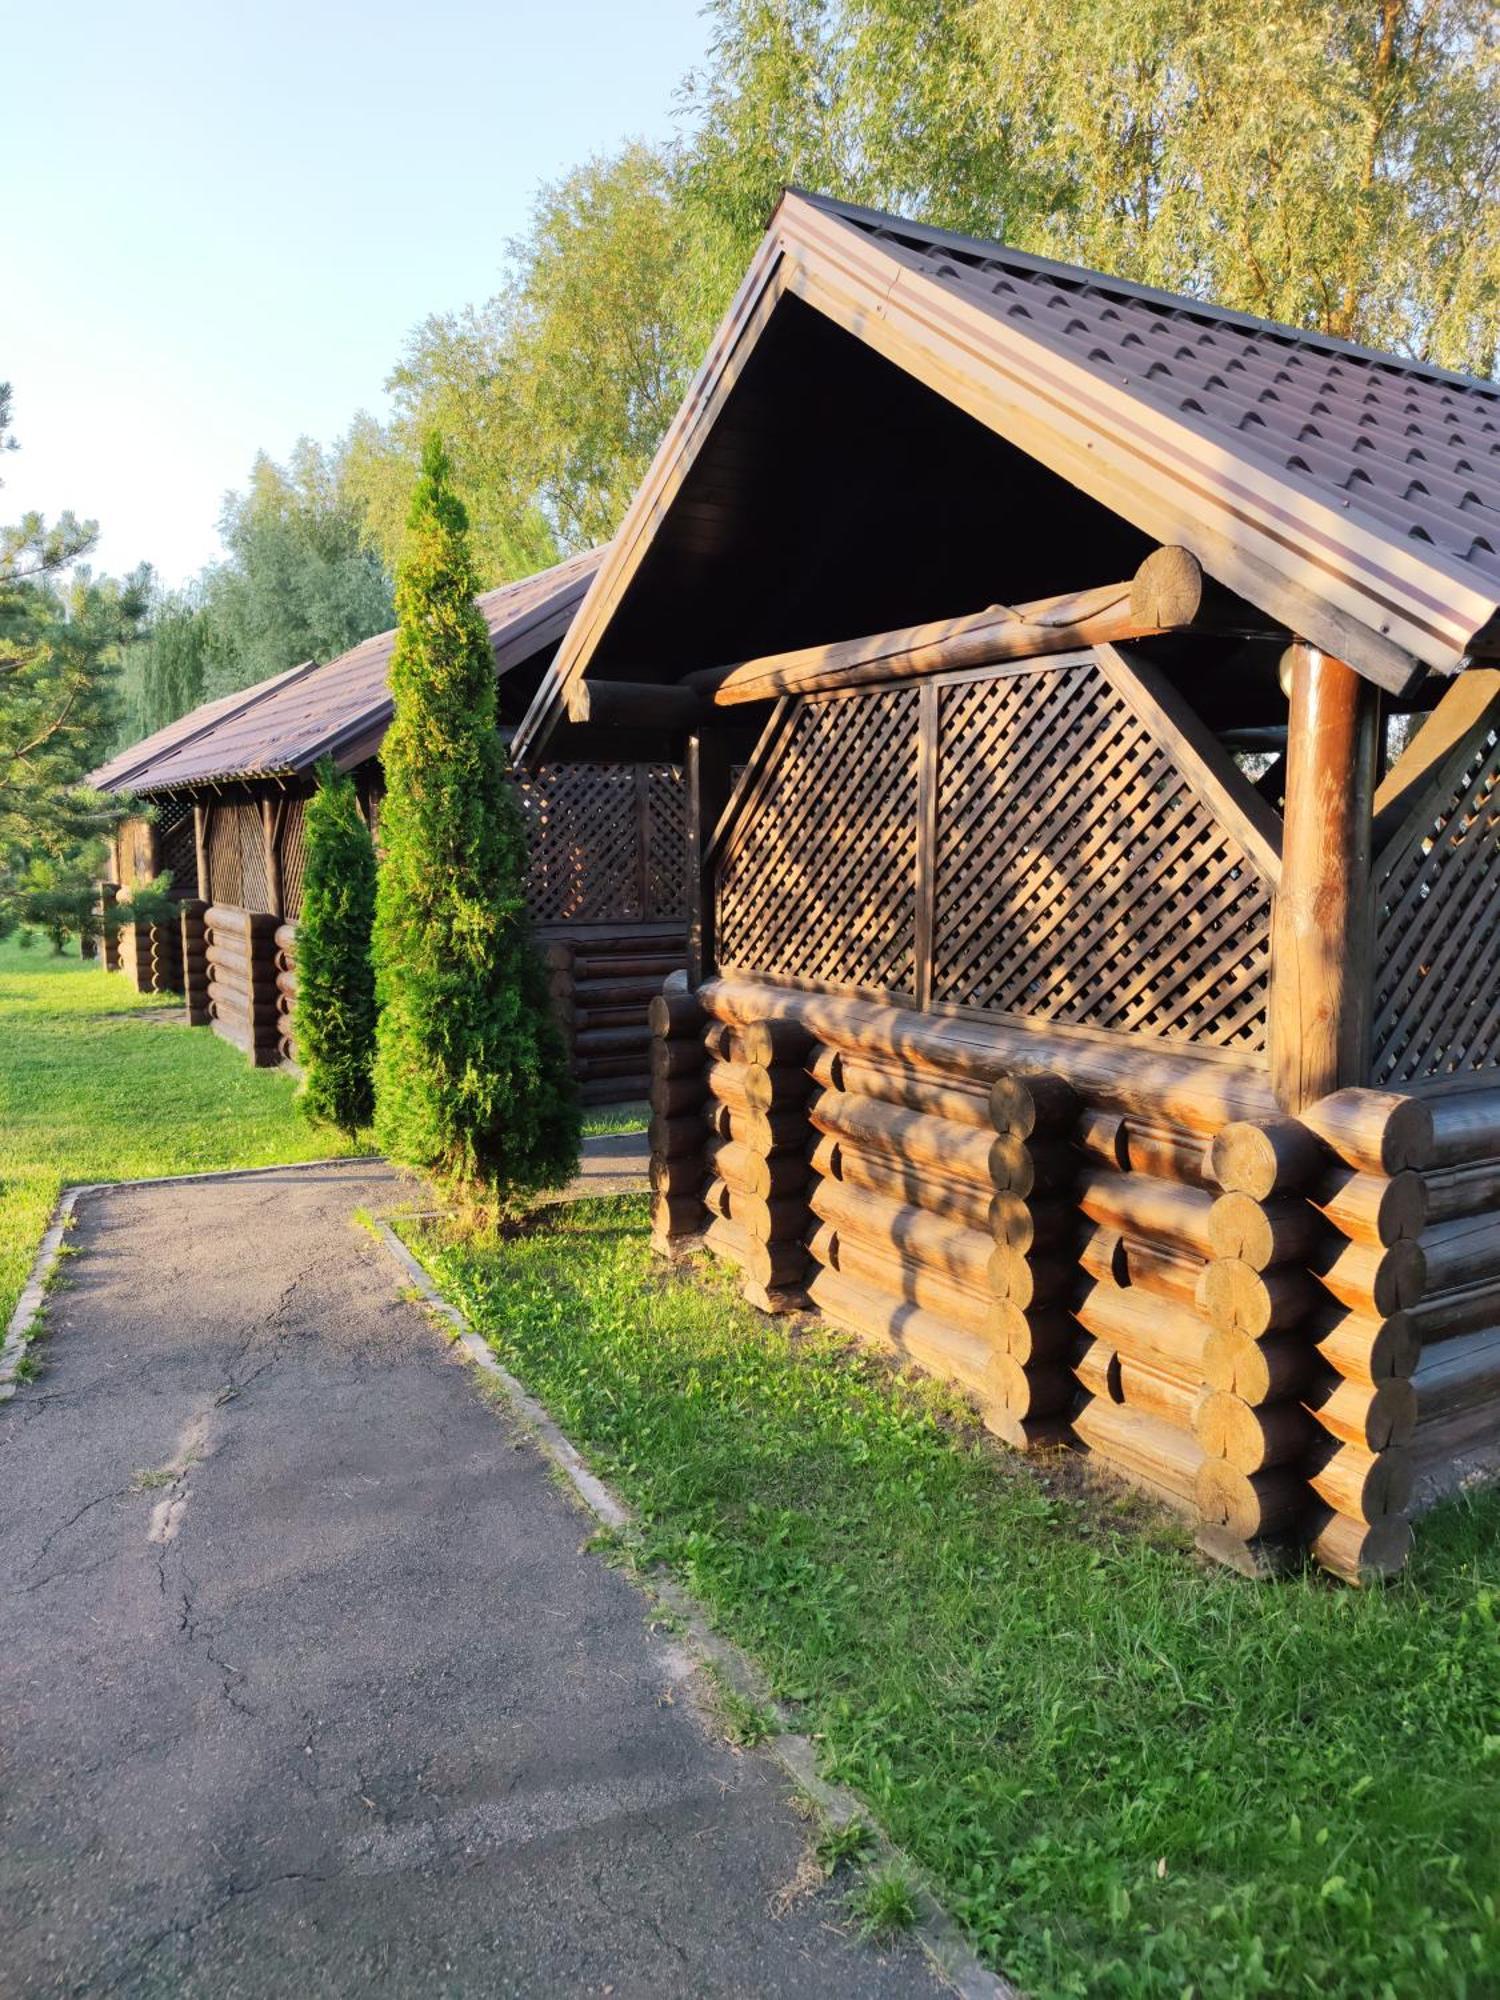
90,549,688,1103
513,192,1500,1580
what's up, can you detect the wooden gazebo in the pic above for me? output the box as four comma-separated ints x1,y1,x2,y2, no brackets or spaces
515,194,1500,1580
91,550,688,1102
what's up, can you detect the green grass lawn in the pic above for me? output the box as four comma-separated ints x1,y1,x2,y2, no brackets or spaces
413,1199,1500,2000
0,937,361,1328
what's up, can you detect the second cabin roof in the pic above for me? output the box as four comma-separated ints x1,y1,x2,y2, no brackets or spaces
93,547,604,796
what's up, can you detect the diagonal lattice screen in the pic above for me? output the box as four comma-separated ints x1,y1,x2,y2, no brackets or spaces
717,688,920,996
931,661,1273,1050
645,765,688,922
280,799,307,919
1373,719,1500,1085
516,761,685,926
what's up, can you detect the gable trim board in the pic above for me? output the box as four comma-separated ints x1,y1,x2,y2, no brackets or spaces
516,193,1500,761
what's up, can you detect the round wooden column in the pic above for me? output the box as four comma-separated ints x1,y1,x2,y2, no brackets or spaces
1269,644,1379,1114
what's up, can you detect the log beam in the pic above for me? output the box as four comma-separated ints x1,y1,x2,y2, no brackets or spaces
693,549,1257,707
1268,644,1379,1113
565,678,715,731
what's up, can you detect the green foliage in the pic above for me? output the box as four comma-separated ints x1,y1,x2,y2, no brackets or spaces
294,760,377,1137
372,435,579,1213
414,1197,1500,1998
688,0,1500,371
0,384,144,943
116,439,394,742
117,871,181,927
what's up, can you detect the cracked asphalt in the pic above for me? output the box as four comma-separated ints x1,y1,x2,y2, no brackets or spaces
0,1159,944,1998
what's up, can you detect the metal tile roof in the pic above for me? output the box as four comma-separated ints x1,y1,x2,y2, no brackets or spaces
833,197,1500,594
95,548,603,795
518,195,1500,757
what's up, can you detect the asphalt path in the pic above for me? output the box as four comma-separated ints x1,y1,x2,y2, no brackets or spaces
0,1158,943,1997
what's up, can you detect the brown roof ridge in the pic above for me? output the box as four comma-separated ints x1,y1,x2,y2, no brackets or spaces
790,190,1500,401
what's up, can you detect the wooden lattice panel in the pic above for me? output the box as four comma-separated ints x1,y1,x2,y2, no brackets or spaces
931,660,1273,1051
207,806,244,909
158,804,197,899
280,799,307,920
645,764,688,921
1373,719,1500,1085
718,688,920,997
206,803,272,914
518,762,643,924
238,805,271,913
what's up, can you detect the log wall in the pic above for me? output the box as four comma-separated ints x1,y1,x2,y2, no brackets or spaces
648,975,1476,1582
547,927,688,1103
204,905,281,1065
274,922,299,1067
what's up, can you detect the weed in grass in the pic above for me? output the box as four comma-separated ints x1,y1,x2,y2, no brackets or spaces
703,1665,777,1747
401,1197,1500,1999
853,1865,920,1941
816,1817,875,1877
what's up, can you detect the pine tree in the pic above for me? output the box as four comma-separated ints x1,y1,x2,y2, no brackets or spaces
372,434,579,1213
294,760,377,1137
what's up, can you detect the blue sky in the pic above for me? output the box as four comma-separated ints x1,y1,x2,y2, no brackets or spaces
3,0,711,584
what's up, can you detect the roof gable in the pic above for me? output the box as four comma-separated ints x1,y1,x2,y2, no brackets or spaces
516,195,1500,757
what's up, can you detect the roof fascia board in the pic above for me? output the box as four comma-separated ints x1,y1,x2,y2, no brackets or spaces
782,198,1493,690
513,226,792,762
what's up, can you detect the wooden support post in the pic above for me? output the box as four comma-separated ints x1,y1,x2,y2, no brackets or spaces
194,804,212,902
1269,644,1378,1114
263,796,286,920
686,731,732,987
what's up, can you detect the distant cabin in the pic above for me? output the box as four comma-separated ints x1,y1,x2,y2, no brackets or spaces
90,550,687,1103
515,193,1500,1581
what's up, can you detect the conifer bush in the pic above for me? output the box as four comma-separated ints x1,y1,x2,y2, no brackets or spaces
372,434,579,1213
294,759,377,1137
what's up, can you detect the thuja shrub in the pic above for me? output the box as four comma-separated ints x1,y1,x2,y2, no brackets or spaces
293,759,377,1136
372,433,579,1214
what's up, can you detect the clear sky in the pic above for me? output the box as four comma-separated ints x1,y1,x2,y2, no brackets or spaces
2,0,711,585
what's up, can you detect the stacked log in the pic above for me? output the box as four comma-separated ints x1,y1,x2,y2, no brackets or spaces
116,908,182,994
274,922,299,1066
1072,1105,1218,1516
700,1002,814,1311
204,904,281,1066
547,930,687,1103
179,900,210,1026
1206,1090,1430,1581
647,990,709,1258
986,1072,1082,1448
1410,1088,1500,1506
96,880,121,973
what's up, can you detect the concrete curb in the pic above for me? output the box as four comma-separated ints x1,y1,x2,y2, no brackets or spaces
376,1217,1017,2000
0,1156,384,1402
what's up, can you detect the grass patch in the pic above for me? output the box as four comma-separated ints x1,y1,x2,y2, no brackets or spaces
0,936,363,1329
409,1197,1500,1999
853,1864,921,1940
580,1098,649,1138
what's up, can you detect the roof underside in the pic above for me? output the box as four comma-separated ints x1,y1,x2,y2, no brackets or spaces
518,194,1500,758
93,548,605,795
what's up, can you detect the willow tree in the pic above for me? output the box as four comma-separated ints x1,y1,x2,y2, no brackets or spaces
371,434,578,1214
